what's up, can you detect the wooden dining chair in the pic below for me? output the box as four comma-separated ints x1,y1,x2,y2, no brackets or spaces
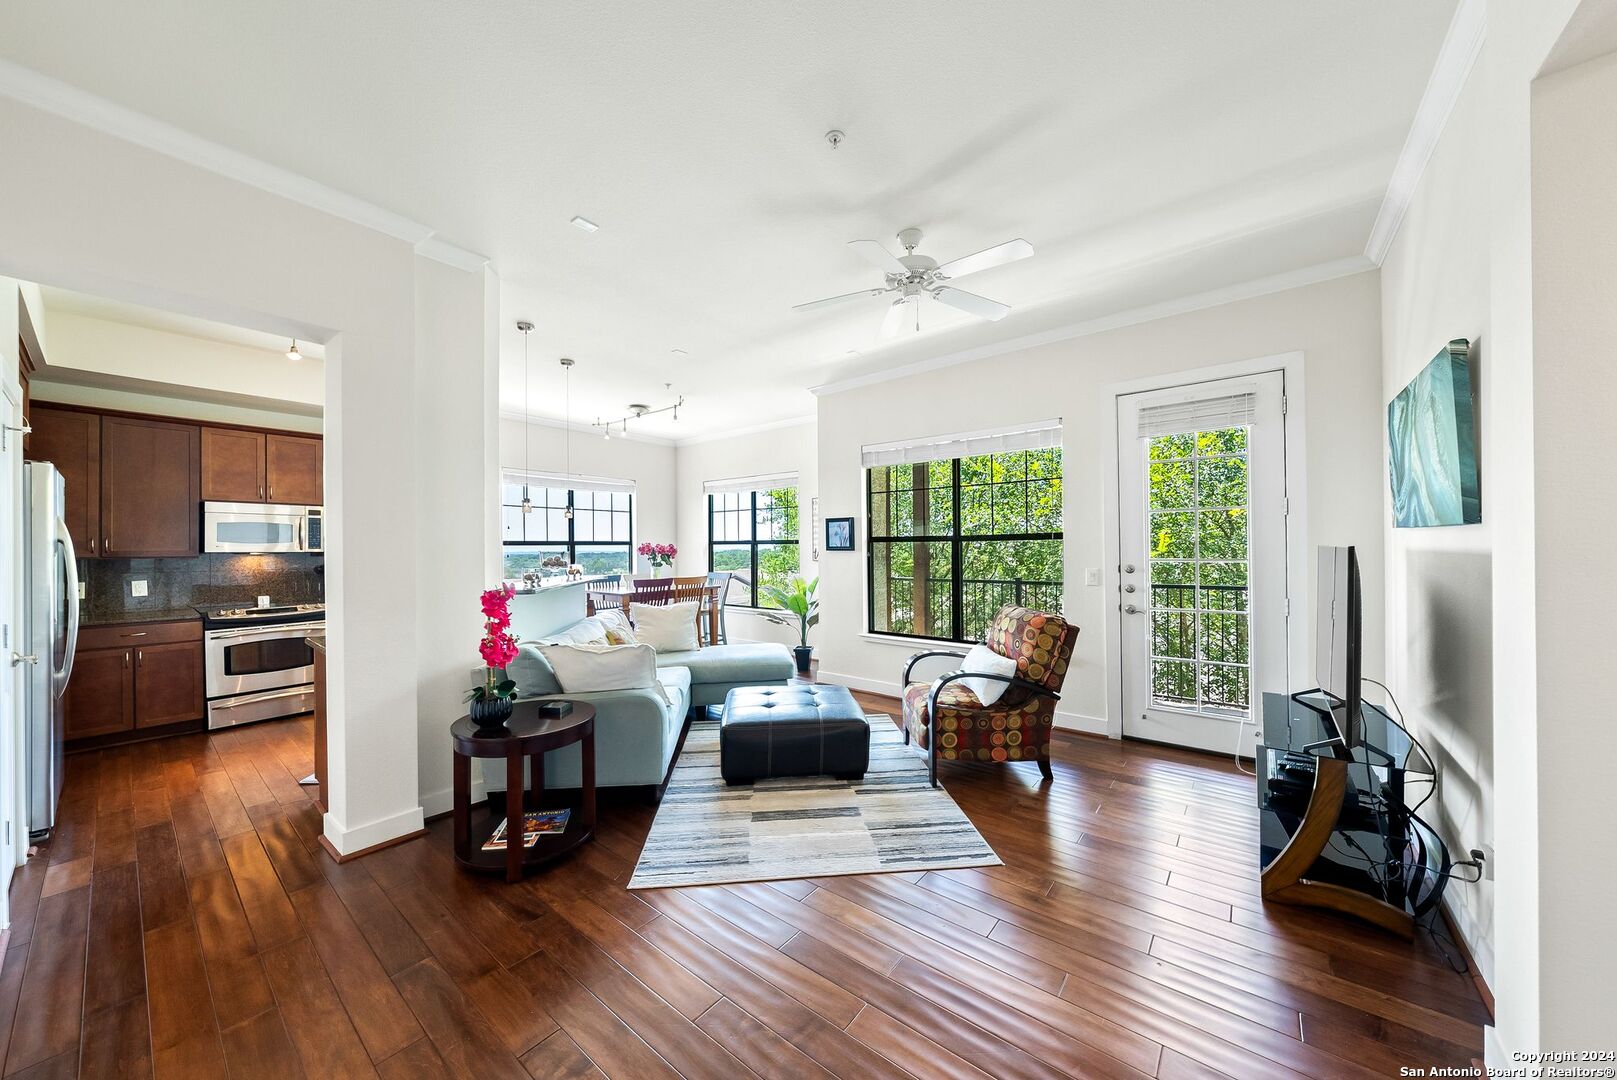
702,571,733,644
632,579,674,605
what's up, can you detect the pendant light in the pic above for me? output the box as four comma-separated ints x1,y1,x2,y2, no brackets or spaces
286,340,303,362
561,358,576,520
517,321,535,514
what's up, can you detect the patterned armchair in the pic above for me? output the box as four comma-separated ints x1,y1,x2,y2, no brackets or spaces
901,604,1079,786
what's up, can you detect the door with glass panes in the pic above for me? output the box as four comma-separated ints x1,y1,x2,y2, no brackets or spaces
1116,372,1287,754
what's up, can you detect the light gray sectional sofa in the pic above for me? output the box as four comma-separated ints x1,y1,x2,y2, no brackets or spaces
502,588,794,797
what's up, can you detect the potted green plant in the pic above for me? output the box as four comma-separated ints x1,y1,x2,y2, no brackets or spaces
759,574,819,675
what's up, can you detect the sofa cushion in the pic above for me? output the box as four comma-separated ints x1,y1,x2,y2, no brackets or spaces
654,642,795,686
505,645,560,696
630,601,702,652
540,643,667,702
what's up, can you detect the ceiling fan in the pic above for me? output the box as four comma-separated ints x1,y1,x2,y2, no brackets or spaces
793,227,1034,339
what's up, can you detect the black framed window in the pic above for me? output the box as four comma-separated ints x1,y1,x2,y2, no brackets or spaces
502,482,634,579
867,447,1062,642
708,487,799,608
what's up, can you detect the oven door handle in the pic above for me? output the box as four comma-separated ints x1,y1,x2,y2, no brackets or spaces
210,686,314,709
208,622,326,640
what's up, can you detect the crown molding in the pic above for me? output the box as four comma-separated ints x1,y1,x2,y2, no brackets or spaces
810,254,1373,398
674,414,816,447
1364,0,1486,265
0,59,489,273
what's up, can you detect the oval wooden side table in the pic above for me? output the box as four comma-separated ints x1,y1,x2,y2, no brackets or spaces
450,699,596,882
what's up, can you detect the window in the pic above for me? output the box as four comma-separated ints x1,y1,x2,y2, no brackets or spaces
707,486,799,608
1145,426,1250,714
502,479,634,580
867,446,1062,643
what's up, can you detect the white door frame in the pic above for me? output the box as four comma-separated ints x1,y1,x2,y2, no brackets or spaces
1101,351,1310,745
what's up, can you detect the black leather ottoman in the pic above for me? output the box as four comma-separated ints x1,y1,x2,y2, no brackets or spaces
720,686,870,784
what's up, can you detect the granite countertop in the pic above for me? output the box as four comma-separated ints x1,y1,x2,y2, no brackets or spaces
81,608,201,628
305,634,326,653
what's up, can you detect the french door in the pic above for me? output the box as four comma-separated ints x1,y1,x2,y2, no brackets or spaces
1117,371,1288,754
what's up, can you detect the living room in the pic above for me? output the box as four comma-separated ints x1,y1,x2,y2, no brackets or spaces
1,0,1614,1076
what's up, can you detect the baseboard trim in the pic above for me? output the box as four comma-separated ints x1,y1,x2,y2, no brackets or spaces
818,669,1110,736
320,804,426,858
1440,898,1495,1021
317,828,428,864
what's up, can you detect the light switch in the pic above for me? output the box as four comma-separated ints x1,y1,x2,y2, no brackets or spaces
130,580,148,598
1084,568,1101,587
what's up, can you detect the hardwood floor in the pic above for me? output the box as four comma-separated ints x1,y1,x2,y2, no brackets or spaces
1,691,1486,1078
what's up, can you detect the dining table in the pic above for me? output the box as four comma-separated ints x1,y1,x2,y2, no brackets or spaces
586,581,722,645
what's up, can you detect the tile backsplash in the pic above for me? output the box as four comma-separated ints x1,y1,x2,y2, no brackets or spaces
80,553,324,619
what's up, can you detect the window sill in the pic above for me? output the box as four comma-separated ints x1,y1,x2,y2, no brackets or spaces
857,632,971,651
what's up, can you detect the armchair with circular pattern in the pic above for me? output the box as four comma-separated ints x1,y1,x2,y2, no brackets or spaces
900,604,1079,786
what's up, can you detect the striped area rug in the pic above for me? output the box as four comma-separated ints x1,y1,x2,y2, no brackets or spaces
626,714,1001,890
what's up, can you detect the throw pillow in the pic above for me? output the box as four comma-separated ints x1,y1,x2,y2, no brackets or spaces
629,601,701,653
959,643,1018,707
540,616,609,646
539,643,668,702
505,644,561,696
595,607,639,645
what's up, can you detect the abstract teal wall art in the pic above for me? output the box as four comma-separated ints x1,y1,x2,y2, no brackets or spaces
1388,339,1481,528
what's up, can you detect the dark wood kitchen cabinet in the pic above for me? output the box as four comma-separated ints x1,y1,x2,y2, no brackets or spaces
66,620,205,742
134,640,207,728
201,426,267,502
63,647,136,740
265,433,322,504
25,404,102,557
100,416,200,557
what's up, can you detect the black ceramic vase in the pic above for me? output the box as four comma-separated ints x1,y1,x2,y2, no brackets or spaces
793,645,813,675
468,695,515,733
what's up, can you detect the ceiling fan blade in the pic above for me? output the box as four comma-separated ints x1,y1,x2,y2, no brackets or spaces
792,289,884,313
936,238,1034,280
879,298,909,339
849,239,909,276
932,287,1011,321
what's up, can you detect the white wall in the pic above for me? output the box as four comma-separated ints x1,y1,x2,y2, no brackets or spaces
813,271,1386,731
35,309,323,413
675,420,819,646
498,418,677,571
1378,42,1497,981
1529,41,1617,1051
0,95,497,857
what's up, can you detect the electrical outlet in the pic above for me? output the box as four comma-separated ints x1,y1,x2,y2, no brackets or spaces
77,582,86,600
1475,843,1494,881
130,580,148,598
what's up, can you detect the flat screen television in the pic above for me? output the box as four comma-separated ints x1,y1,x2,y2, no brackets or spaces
1308,545,1362,753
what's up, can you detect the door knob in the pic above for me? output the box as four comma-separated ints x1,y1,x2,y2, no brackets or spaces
1124,604,1144,615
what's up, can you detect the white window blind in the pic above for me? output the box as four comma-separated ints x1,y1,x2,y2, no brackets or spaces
703,472,798,496
501,469,636,495
1135,389,1257,439
860,419,1061,468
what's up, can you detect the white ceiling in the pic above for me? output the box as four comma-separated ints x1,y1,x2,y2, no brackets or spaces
41,287,326,361
0,1,1457,440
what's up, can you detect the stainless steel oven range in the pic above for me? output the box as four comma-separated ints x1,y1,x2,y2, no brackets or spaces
197,602,325,729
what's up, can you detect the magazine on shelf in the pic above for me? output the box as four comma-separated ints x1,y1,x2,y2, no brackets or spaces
481,809,571,851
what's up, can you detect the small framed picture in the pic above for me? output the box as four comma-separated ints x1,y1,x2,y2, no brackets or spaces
825,517,855,552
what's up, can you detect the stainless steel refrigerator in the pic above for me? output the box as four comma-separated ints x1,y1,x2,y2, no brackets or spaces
23,462,80,839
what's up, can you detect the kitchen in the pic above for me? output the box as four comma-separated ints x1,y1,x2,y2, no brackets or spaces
16,288,328,841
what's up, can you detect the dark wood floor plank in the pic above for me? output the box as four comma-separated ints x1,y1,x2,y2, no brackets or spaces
168,793,228,880
188,869,276,1031
144,919,228,1079
0,943,32,1072
391,958,532,1080
692,997,833,1080
198,770,256,840
507,952,685,1080
316,858,430,977
83,864,145,1015
5,887,89,1074
133,824,190,932
288,884,426,1062
220,832,302,952
846,1004,997,1080
518,1030,604,1080
219,1009,306,1080
255,810,324,895
78,995,152,1080
377,1038,455,1080
259,936,378,1079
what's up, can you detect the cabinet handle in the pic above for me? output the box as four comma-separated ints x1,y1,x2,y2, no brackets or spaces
136,649,143,666
259,485,264,500
90,537,96,555
124,651,131,669
122,632,148,639
268,484,274,500
103,536,110,552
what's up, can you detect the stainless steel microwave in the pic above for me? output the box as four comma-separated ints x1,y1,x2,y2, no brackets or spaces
202,502,323,553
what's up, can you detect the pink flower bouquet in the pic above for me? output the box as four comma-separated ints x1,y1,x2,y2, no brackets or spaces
637,541,677,569
466,584,519,723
